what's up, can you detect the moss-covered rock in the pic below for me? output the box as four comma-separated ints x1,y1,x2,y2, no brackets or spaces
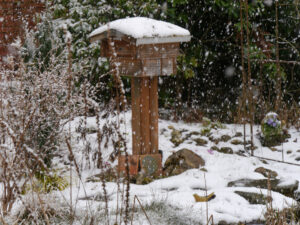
235,191,271,205
220,135,231,142
164,149,205,176
234,132,243,137
228,178,299,198
219,147,233,154
231,139,243,145
211,146,219,151
254,167,278,179
194,138,208,146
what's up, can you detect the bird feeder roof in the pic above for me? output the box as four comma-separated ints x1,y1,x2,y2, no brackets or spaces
89,17,191,45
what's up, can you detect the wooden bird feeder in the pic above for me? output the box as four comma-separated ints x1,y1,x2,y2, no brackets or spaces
90,17,191,177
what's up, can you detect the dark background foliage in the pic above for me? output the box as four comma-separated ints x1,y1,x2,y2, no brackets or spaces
24,0,300,123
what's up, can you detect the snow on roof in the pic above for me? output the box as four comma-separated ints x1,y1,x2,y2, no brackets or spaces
89,17,191,45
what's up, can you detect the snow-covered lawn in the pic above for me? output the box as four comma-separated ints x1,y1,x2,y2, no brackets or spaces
14,112,300,224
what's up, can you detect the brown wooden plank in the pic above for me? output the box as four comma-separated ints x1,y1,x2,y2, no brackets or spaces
143,58,161,76
140,77,150,155
149,77,159,154
112,58,142,76
118,155,139,176
131,77,141,155
138,43,180,59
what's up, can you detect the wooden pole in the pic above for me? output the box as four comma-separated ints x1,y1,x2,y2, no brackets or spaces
149,77,159,154
140,77,150,155
131,78,141,155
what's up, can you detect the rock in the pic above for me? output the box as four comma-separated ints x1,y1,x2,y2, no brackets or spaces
190,131,200,136
286,150,292,154
231,139,243,145
254,167,278,179
234,132,243,137
164,149,205,176
194,138,208,146
269,147,278,152
184,131,200,139
295,157,300,161
168,125,175,130
235,191,271,205
211,146,219,151
200,168,208,172
220,135,231,142
260,159,268,164
219,147,233,154
297,149,300,153
228,178,299,198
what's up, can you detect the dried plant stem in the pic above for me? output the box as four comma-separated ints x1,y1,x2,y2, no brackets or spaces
130,195,152,225
107,26,127,111
239,0,247,151
275,1,282,113
245,0,254,155
96,113,110,225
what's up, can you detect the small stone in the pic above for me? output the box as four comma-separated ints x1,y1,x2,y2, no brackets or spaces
286,150,292,154
255,167,278,179
234,132,243,137
219,147,233,154
200,168,208,172
231,139,243,145
220,135,231,142
194,138,208,146
187,131,200,138
297,149,300,153
211,146,219,151
168,125,175,130
295,157,300,161
269,147,278,152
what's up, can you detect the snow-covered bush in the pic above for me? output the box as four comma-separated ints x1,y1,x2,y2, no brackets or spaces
0,40,85,214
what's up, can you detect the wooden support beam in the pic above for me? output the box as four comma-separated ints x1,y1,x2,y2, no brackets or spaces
131,77,141,155
140,77,150,155
149,77,159,154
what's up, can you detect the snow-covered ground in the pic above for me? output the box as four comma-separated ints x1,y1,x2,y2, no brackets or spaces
16,111,300,224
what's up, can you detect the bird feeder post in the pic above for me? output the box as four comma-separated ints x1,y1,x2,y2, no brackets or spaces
89,17,191,177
